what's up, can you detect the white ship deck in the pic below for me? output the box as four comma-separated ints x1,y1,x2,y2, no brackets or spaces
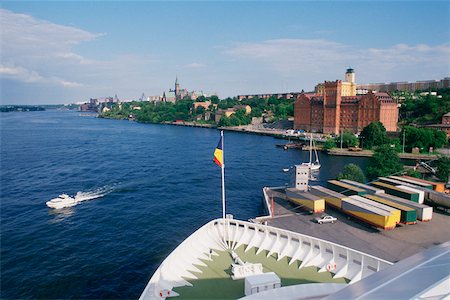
140,218,392,299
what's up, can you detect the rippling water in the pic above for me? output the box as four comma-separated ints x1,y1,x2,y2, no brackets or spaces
0,110,369,299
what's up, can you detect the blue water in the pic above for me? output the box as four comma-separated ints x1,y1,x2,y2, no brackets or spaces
0,110,368,299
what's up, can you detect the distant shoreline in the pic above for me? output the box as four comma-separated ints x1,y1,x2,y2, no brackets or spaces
0,105,46,112
98,115,449,160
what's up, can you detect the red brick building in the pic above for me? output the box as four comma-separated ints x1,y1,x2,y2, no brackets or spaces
294,80,398,134
424,112,450,140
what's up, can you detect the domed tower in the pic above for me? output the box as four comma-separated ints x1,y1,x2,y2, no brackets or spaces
345,67,355,83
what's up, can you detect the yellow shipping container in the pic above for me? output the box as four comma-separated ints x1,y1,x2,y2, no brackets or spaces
342,197,397,230
286,188,325,213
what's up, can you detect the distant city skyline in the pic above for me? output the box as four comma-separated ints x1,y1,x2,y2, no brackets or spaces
1,1,449,104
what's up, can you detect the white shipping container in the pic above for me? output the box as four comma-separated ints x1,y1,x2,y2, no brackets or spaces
396,185,424,204
375,193,433,221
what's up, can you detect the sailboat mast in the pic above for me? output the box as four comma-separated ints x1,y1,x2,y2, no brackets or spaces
309,133,313,163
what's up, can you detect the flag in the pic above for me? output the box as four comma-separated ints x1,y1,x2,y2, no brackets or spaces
213,136,223,168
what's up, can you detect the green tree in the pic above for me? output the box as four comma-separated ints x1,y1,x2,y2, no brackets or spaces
399,90,450,125
366,145,404,180
209,95,219,104
218,115,230,126
323,138,336,150
268,96,280,106
405,169,422,178
403,126,448,152
388,138,402,153
360,121,387,149
336,164,366,183
433,130,448,150
435,156,450,182
337,131,358,148
250,107,263,118
196,106,205,114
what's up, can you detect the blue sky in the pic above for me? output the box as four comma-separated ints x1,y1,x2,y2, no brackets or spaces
1,1,449,104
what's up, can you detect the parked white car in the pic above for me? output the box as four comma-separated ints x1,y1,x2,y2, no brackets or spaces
315,214,337,224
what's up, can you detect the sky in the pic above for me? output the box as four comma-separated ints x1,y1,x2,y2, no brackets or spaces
1,1,449,104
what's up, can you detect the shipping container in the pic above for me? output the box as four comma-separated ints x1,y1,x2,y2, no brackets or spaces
286,188,325,213
396,185,425,204
327,180,367,196
341,197,397,230
389,176,433,189
380,177,437,205
349,195,401,225
378,177,414,187
401,176,446,192
378,177,425,203
372,193,433,222
371,182,420,203
425,189,450,209
364,194,417,224
309,185,349,209
380,177,449,208
340,179,385,195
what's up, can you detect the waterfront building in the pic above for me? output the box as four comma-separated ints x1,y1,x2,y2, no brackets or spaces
424,112,450,140
214,105,252,123
315,68,357,97
147,95,162,102
294,80,398,134
234,104,252,115
162,91,176,103
161,77,214,102
193,101,212,111
237,92,299,101
357,77,450,93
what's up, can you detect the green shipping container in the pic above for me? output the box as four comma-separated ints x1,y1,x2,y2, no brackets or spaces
364,194,417,224
327,180,367,196
371,182,420,203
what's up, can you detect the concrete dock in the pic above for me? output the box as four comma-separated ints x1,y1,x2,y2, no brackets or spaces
262,191,449,263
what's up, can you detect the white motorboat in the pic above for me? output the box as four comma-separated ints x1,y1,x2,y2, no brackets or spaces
46,194,77,209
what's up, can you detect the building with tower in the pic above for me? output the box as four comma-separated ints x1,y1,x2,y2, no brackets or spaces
294,68,399,134
315,68,357,96
161,77,211,102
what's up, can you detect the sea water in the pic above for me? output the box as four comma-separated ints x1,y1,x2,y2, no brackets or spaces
0,110,368,299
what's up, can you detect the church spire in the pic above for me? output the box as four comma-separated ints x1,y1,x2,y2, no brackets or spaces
175,76,180,100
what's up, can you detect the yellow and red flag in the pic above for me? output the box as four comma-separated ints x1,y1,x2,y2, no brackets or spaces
213,136,223,168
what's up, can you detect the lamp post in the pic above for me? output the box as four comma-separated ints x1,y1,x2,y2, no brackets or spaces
402,130,406,153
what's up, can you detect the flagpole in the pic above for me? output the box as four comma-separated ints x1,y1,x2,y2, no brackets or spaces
221,130,226,220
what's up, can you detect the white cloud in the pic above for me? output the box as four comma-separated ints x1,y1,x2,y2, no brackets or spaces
0,9,99,88
225,39,450,83
55,53,94,65
0,63,83,88
184,62,206,69
0,64,44,83
54,78,84,88
226,39,350,74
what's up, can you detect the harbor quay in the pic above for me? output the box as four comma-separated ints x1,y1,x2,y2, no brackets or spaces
257,187,449,263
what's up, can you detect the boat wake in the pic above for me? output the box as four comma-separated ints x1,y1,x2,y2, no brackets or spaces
74,185,115,203
47,185,116,209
